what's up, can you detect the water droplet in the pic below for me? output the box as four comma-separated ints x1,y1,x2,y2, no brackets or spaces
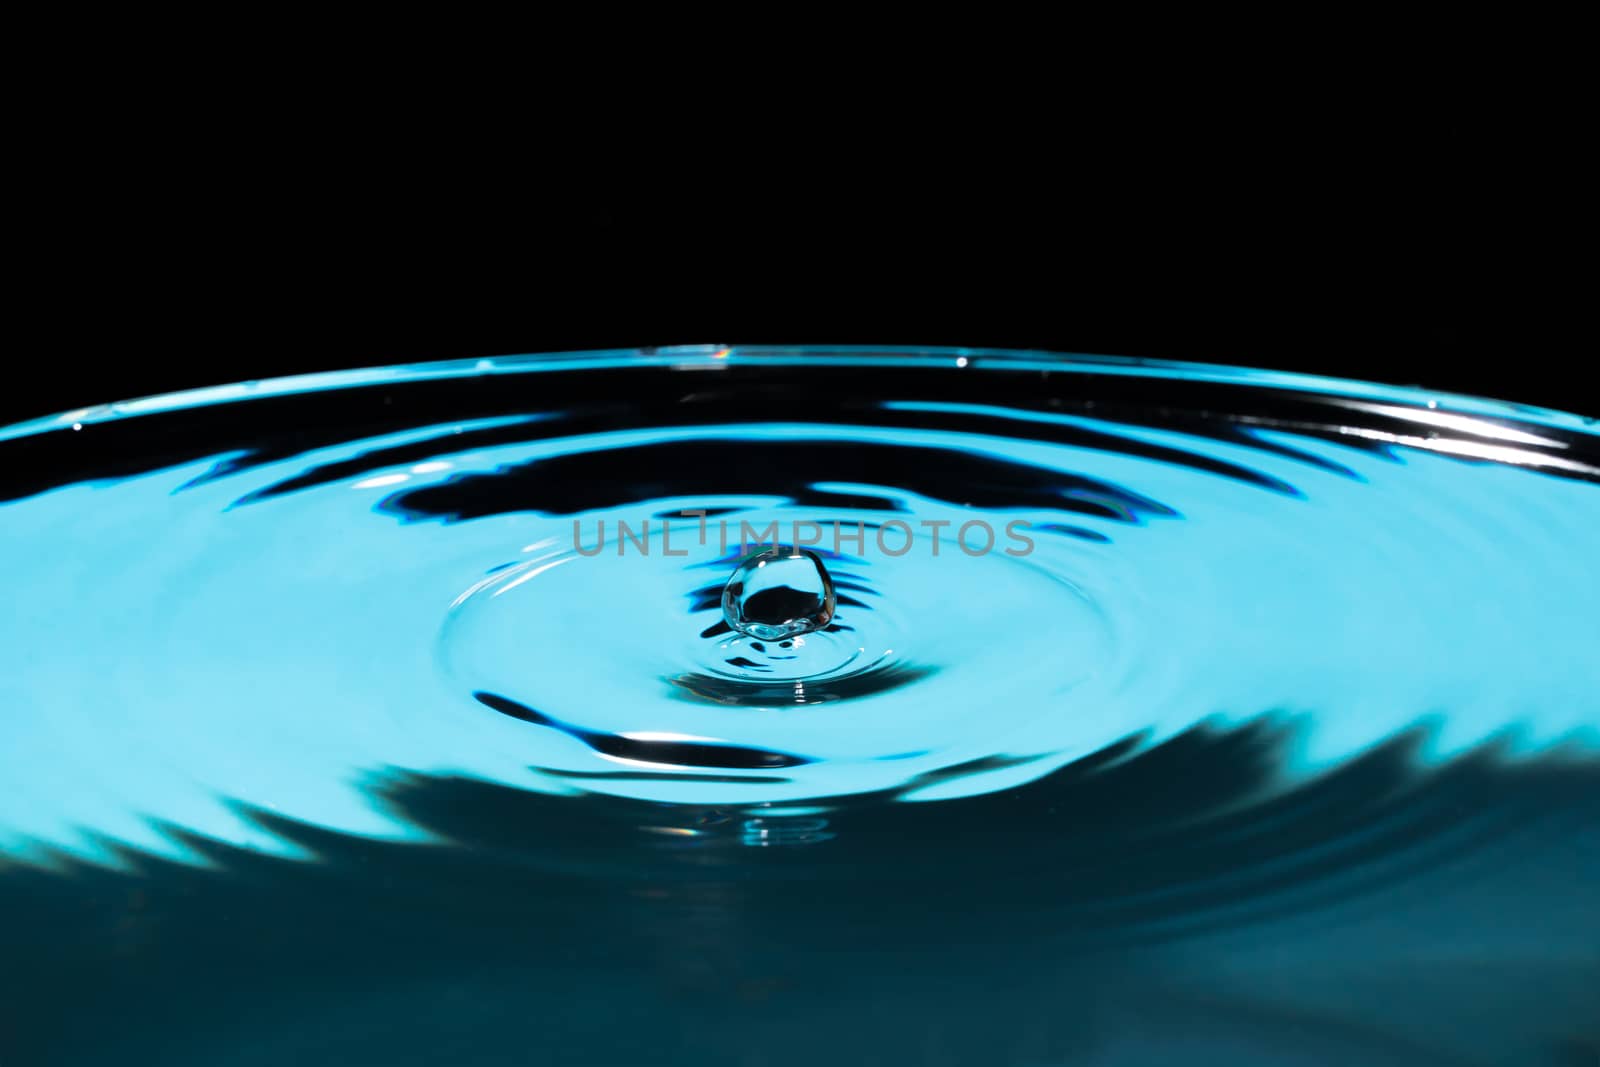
721,547,836,641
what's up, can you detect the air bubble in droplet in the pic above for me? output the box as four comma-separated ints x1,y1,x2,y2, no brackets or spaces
721,547,836,641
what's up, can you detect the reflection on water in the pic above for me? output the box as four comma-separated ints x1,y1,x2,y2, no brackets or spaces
3,721,1597,1065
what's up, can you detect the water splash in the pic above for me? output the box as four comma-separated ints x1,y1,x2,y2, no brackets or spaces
721,546,837,640
0,347,1596,863
1,347,1597,1065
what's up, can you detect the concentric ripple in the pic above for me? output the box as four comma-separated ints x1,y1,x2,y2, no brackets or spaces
0,346,1597,871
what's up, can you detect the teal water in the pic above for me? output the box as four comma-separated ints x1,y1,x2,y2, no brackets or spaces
1,347,1596,1065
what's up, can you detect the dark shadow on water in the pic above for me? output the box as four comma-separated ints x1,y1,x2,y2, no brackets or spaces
472,690,813,769
3,719,1597,1066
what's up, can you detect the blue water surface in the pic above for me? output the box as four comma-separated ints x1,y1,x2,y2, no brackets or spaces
1,347,1596,1066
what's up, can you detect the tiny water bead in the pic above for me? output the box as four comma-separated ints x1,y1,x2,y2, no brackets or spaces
720,546,837,641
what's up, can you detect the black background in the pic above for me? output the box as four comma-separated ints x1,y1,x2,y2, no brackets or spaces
10,112,1586,425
